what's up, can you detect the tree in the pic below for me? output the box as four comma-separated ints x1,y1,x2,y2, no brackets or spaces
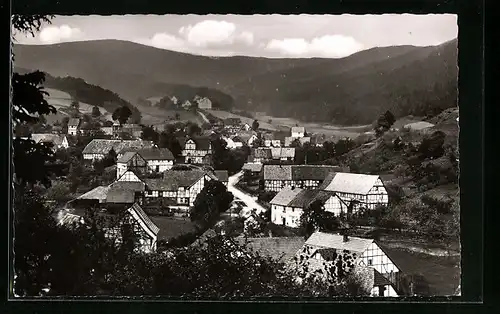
175,113,180,120
299,200,340,238
186,122,202,137
418,131,446,159
334,138,355,156
70,100,80,111
91,106,101,118
252,120,260,131
190,181,234,229
375,110,396,137
45,181,72,205
141,125,159,144
112,106,132,125
158,131,182,157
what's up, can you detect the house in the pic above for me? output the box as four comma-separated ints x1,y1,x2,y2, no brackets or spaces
51,126,63,134
242,123,252,131
285,136,311,147
230,136,244,148
116,170,145,183
319,172,389,211
222,136,237,149
179,136,212,164
291,126,305,138
234,236,306,267
238,131,258,147
242,163,263,176
135,148,175,173
143,169,213,210
295,232,401,297
263,165,344,192
116,152,148,179
30,133,69,150
67,118,81,135
82,139,154,161
68,185,111,208
264,135,282,147
270,187,349,228
59,203,159,253
112,123,142,138
195,96,212,110
250,148,273,163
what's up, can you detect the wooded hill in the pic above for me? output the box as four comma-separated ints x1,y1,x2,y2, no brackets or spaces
14,39,457,125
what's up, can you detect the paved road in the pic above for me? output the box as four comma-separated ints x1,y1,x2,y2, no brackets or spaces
197,110,210,124
227,171,267,217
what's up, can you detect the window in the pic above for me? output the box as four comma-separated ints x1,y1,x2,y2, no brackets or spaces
155,165,160,172
282,217,286,226
368,259,373,266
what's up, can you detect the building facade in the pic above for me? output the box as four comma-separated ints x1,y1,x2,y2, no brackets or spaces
181,137,212,164
263,165,343,192
67,118,81,136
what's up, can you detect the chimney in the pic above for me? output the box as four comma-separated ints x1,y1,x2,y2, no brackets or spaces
343,234,349,242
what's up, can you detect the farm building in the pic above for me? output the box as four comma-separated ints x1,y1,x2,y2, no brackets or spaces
296,232,401,297
30,133,69,150
291,126,306,138
263,165,344,192
234,236,306,267
319,172,389,211
143,169,213,210
68,185,111,208
242,162,263,175
82,139,154,161
106,181,146,205
270,147,296,161
270,187,349,228
116,152,148,179
179,136,212,165
67,118,81,136
59,203,159,253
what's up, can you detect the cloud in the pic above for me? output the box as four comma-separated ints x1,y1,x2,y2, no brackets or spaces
38,25,83,44
179,20,254,48
265,35,364,58
150,33,186,51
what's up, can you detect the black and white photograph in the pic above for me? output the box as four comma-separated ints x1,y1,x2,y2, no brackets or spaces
10,13,460,298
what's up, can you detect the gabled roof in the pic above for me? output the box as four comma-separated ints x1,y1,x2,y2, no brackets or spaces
235,236,306,263
82,139,154,155
105,188,136,204
305,232,373,254
75,185,111,201
263,165,293,181
136,148,174,160
291,126,305,133
117,151,139,163
31,133,66,146
68,118,80,127
128,203,160,236
321,172,382,195
145,169,206,190
291,165,340,181
269,186,304,206
242,163,263,172
110,181,145,192
373,269,393,287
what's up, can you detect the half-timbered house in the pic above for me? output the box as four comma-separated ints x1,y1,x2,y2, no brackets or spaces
136,147,175,173
82,139,154,161
67,118,81,136
296,232,401,297
263,165,344,192
31,133,70,150
180,136,212,164
116,152,148,179
319,172,389,211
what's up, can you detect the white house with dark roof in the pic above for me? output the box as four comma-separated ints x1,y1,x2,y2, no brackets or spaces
195,96,212,110
285,136,311,147
270,187,349,228
296,232,400,297
319,172,389,211
67,118,81,135
136,148,175,173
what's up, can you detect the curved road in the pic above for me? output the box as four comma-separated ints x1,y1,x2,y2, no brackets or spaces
197,111,210,124
227,171,267,216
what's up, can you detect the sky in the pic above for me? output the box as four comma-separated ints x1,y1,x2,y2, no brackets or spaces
14,14,458,58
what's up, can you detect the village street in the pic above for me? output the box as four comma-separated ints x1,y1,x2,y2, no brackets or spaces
197,111,210,124
227,171,267,216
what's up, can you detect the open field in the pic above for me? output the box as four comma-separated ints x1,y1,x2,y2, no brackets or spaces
150,216,196,241
45,88,114,121
380,244,460,296
207,109,369,138
135,103,203,126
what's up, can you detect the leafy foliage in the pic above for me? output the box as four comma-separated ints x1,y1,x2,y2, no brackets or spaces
112,106,132,125
190,181,234,229
299,200,341,238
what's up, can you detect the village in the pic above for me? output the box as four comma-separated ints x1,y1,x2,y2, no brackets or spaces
14,94,460,298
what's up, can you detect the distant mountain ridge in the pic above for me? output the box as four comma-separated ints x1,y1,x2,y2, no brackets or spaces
13,39,458,125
